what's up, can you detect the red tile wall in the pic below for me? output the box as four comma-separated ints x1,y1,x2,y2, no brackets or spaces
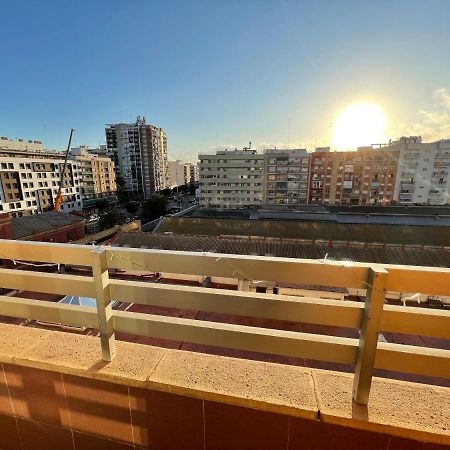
0,362,447,450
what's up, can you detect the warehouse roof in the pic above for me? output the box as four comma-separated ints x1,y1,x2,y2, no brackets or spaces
186,206,450,226
156,216,450,246
113,232,450,267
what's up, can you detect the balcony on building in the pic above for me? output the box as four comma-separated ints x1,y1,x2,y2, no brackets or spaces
0,239,448,450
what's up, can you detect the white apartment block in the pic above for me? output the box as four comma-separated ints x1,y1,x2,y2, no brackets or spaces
168,160,185,188
391,137,450,205
264,149,310,205
199,148,264,208
0,156,83,217
105,116,170,198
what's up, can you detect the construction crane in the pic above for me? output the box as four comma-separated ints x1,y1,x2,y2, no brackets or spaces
54,128,75,211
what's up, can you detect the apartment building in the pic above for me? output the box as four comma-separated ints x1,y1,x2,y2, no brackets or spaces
264,149,310,205
0,156,82,217
183,162,199,184
168,160,185,188
0,136,45,153
105,116,170,198
309,147,398,205
388,137,450,205
70,146,117,203
199,148,264,208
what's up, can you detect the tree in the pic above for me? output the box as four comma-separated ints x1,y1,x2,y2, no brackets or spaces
125,201,140,215
99,207,126,230
159,188,172,198
95,199,109,211
188,183,197,195
141,194,168,222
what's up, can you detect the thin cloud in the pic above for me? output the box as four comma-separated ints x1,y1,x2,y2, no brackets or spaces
393,88,450,141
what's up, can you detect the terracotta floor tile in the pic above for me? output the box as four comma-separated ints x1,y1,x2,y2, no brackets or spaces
130,388,204,450
3,363,70,427
204,401,289,450
0,413,21,450
73,431,134,450
288,417,389,450
17,418,74,450
63,374,134,444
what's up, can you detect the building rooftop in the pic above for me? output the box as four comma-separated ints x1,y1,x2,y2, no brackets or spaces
112,232,450,267
11,211,84,239
156,216,450,246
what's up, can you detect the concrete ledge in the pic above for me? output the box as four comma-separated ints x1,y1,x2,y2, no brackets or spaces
313,370,449,445
148,349,318,419
0,323,448,445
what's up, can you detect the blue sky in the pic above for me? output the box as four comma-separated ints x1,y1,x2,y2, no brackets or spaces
1,0,450,161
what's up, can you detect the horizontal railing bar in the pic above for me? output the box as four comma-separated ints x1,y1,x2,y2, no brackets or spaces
106,248,370,289
112,309,359,364
386,266,450,297
0,239,93,266
376,342,450,379
381,305,450,339
0,296,98,329
110,280,364,328
0,268,95,298
1,240,450,295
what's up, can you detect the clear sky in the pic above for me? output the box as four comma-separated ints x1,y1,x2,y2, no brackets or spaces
1,0,450,161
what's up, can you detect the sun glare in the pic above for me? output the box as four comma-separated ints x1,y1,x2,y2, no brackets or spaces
331,103,387,150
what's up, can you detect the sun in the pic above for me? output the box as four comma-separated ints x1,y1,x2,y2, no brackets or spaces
331,103,388,150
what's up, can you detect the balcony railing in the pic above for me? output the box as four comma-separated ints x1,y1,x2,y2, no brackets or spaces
0,239,448,406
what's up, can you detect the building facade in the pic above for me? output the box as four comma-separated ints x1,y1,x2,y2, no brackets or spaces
183,162,199,185
70,146,117,206
0,138,83,216
309,147,399,205
199,148,264,208
168,160,185,188
264,149,310,205
105,116,170,198
389,137,450,205
0,156,83,217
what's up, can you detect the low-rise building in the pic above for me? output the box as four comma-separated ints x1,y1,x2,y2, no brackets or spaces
0,211,85,242
199,148,264,208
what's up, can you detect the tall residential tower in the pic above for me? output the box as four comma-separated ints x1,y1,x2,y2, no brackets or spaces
105,116,169,198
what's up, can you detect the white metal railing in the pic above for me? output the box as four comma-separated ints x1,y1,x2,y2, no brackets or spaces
0,239,449,406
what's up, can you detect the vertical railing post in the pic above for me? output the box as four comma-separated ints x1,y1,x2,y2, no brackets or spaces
353,267,388,405
91,247,116,361
238,279,250,291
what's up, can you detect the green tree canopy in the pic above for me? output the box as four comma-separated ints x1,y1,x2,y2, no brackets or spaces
125,201,140,214
141,194,169,222
99,207,126,230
